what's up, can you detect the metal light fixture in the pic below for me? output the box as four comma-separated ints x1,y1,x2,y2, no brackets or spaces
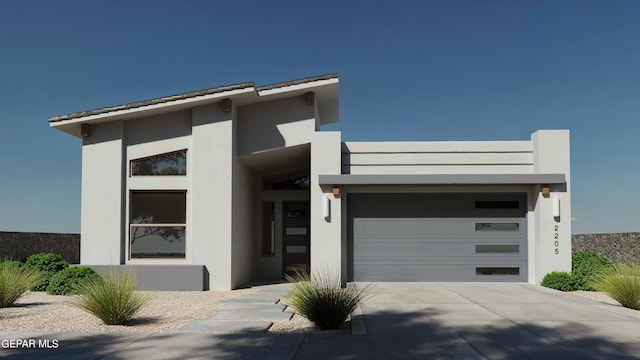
221,99,231,112
80,123,91,137
323,195,330,218
541,185,550,196
553,195,560,218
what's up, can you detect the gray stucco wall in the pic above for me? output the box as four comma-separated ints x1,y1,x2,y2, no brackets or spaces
572,233,640,264
0,231,80,263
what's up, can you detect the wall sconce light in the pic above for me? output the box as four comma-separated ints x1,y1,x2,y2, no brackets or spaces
304,92,314,106
541,185,550,196
323,195,330,218
221,99,232,112
332,185,340,196
553,195,560,218
80,123,91,137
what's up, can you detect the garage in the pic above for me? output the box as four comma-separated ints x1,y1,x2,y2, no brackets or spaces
347,193,528,282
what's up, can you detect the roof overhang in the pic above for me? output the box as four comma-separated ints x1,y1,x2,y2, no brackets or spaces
49,74,339,138
318,174,566,186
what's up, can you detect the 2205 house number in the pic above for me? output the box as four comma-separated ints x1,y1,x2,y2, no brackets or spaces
554,225,559,254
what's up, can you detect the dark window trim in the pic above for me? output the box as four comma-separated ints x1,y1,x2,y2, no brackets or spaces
262,202,276,256
130,149,188,177
129,190,187,259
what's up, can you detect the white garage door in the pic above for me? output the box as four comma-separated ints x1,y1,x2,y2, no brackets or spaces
348,193,527,282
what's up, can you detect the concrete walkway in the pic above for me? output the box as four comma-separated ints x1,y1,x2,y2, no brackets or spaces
178,283,293,333
2,283,639,359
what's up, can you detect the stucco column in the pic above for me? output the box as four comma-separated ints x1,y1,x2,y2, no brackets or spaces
310,131,343,280
531,130,572,283
81,121,124,265
191,103,235,290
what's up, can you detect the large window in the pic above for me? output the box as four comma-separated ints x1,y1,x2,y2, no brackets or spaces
131,150,187,176
130,191,186,259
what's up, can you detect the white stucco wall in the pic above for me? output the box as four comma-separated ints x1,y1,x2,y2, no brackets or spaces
191,103,235,290
237,96,315,155
80,121,124,265
310,131,343,279
531,130,572,282
231,104,255,288
342,141,534,175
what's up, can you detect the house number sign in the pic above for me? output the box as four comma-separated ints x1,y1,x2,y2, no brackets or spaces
554,225,560,255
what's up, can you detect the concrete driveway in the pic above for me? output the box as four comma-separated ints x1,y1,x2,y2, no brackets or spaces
310,282,640,359
2,283,639,359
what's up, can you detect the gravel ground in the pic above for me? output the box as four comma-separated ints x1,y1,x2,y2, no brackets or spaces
568,290,621,306
0,290,252,333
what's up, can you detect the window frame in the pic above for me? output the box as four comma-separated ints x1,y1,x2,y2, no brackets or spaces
128,190,187,260
130,149,188,177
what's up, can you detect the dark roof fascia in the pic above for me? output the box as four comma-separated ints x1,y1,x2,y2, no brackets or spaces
318,174,567,186
48,82,255,123
256,73,338,92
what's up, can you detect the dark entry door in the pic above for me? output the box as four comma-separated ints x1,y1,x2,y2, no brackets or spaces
282,201,310,277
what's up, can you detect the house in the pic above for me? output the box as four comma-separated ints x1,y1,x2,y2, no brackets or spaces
49,74,571,290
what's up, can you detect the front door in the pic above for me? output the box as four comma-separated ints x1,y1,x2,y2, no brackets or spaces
282,201,310,278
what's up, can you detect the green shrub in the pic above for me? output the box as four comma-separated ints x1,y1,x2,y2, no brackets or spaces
285,271,370,330
591,263,640,310
0,260,40,307
541,271,574,291
72,270,152,325
47,267,100,295
542,252,614,292
571,251,614,291
24,253,69,291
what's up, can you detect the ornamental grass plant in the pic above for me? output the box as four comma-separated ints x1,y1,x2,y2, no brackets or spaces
72,270,152,325
285,271,370,330
591,263,640,310
0,260,40,307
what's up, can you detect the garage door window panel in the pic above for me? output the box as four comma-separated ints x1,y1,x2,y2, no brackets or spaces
475,223,520,231
476,267,520,276
475,245,520,253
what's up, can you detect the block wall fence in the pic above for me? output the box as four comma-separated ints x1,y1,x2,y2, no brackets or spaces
0,232,80,264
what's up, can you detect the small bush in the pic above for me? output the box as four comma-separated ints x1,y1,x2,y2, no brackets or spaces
571,251,614,291
47,267,100,295
0,260,40,307
541,251,614,292
72,270,152,325
591,263,640,310
541,271,574,291
285,271,370,330
24,253,69,291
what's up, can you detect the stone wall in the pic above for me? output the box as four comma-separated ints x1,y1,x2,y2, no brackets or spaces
0,231,80,264
572,233,640,264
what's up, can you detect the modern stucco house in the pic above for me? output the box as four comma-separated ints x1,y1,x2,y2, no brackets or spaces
49,74,571,290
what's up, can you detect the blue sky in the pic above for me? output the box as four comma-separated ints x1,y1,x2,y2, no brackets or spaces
0,0,638,234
